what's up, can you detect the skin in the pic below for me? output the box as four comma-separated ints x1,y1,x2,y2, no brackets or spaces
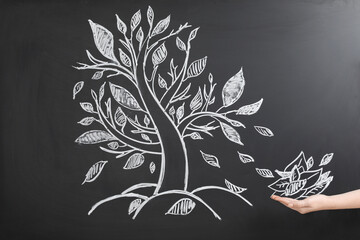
271,190,360,214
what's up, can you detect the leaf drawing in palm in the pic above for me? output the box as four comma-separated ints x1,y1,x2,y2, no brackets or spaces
74,6,273,220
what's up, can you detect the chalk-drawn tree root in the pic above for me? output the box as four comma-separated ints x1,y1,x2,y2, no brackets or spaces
73,6,273,219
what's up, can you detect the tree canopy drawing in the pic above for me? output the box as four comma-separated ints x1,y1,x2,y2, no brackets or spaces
73,6,274,220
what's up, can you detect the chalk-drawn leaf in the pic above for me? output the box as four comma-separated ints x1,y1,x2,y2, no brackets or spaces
78,117,96,126
208,73,213,83
114,107,126,126
301,168,323,189
189,27,199,41
82,160,108,185
119,49,132,67
144,115,150,127
236,98,263,115
152,42,167,66
136,27,144,44
237,152,254,163
107,141,119,150
158,75,167,89
130,10,141,31
151,15,170,37
254,126,274,137
176,103,185,121
116,14,127,34
128,199,142,215
147,6,154,25
99,82,106,101
91,90,97,101
75,130,114,144
190,132,203,140
200,150,220,168
141,134,151,142
187,57,207,79
80,102,95,113
169,106,175,115
225,179,247,194
109,83,142,111
275,170,292,179
302,177,333,198
166,198,196,216
318,171,331,183
220,122,244,145
222,68,245,107
319,153,334,166
73,81,84,99
190,88,203,111
290,165,301,182
256,168,274,178
149,161,156,174
92,71,103,80
284,151,308,172
306,157,314,170
176,37,186,51
123,153,145,169
268,178,290,192
284,179,307,196
226,118,245,128
88,20,117,62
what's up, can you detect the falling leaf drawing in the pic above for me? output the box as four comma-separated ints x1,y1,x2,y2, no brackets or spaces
254,126,274,137
166,198,196,216
82,160,108,185
114,107,126,127
88,20,117,62
107,141,119,150
73,81,84,100
110,83,142,111
190,132,203,140
256,168,274,178
116,14,127,34
225,179,247,194
187,57,207,79
237,152,254,163
306,157,314,170
75,130,114,144
236,98,263,115
123,153,145,169
220,122,244,145
222,68,245,107
152,42,167,66
130,10,141,31
92,71,103,80
128,199,142,215
151,15,170,37
176,37,186,51
80,102,95,113
190,88,203,111
149,162,156,174
200,150,220,168
78,117,96,126
275,170,292,179
119,49,132,67
319,153,334,166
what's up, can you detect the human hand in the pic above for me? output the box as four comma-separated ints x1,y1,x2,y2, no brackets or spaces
271,194,329,214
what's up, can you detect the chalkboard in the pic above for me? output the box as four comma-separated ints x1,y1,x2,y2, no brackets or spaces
1,0,360,239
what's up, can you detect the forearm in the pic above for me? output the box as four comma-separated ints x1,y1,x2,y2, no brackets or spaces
325,190,360,210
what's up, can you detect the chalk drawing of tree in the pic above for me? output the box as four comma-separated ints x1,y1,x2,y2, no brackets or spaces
73,6,274,220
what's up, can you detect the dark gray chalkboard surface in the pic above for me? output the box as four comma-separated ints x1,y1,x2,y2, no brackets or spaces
1,0,360,239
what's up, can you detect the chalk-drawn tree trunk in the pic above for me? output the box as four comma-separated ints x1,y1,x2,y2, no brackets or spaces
73,6,273,219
